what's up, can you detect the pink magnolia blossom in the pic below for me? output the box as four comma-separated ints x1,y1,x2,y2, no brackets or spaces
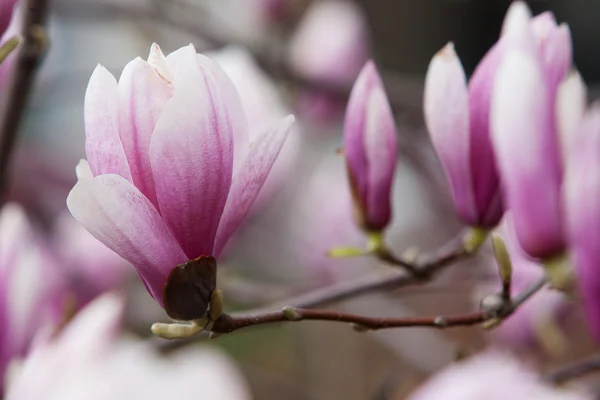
0,203,67,390
67,43,294,315
565,105,600,343
287,0,368,86
344,61,397,231
6,294,251,400
424,2,571,230
490,2,572,258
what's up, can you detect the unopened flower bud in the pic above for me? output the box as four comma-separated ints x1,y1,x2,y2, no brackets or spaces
344,61,398,232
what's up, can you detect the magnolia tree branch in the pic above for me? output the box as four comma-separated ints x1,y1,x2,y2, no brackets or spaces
209,275,547,334
545,353,600,384
0,0,49,202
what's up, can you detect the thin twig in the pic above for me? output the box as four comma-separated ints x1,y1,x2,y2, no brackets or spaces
0,0,49,202
252,231,470,311
209,274,546,334
545,353,600,384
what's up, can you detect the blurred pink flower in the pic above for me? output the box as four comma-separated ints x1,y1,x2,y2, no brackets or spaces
53,212,129,305
408,351,590,400
6,294,251,400
0,203,67,390
287,0,369,86
565,105,600,344
344,61,397,231
491,2,572,258
67,43,294,315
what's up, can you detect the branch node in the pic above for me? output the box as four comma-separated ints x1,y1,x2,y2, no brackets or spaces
433,316,448,328
282,306,301,321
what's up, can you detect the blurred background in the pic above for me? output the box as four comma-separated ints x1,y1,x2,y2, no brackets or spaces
3,0,600,398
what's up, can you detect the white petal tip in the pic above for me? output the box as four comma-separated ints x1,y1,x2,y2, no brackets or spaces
75,159,93,181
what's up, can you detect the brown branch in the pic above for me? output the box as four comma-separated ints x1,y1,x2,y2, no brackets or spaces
545,353,600,384
0,0,49,202
209,274,546,335
211,308,486,334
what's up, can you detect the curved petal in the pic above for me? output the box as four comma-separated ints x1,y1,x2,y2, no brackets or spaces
424,43,477,225
213,115,294,256
491,50,563,258
150,60,234,259
168,45,248,169
84,65,131,181
363,86,397,230
117,55,173,207
66,174,187,305
565,106,600,343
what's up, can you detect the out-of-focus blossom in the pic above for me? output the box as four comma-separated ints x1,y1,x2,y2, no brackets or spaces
287,0,368,86
565,105,600,343
344,61,397,232
6,294,251,400
479,216,570,352
408,351,590,400
53,212,129,305
210,46,300,212
0,203,67,390
67,43,294,318
491,2,572,259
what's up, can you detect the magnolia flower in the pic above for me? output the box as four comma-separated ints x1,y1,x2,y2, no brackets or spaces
408,351,590,400
53,212,129,305
344,61,397,232
6,294,251,400
0,203,67,390
67,43,294,321
565,105,600,344
491,2,572,258
424,2,571,230
287,0,368,86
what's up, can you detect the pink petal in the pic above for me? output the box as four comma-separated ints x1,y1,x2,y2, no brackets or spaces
424,43,477,225
491,50,563,258
84,65,132,181
556,71,586,168
565,106,600,343
117,56,173,207
363,85,397,229
213,115,294,256
150,58,234,259
66,174,187,305
167,45,249,170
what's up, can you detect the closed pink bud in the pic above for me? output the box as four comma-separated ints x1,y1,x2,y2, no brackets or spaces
344,61,398,231
425,42,502,228
67,43,295,314
565,105,600,343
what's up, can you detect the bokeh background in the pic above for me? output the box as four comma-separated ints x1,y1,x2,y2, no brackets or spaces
4,0,600,398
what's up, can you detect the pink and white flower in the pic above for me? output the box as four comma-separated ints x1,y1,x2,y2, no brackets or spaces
67,43,294,316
